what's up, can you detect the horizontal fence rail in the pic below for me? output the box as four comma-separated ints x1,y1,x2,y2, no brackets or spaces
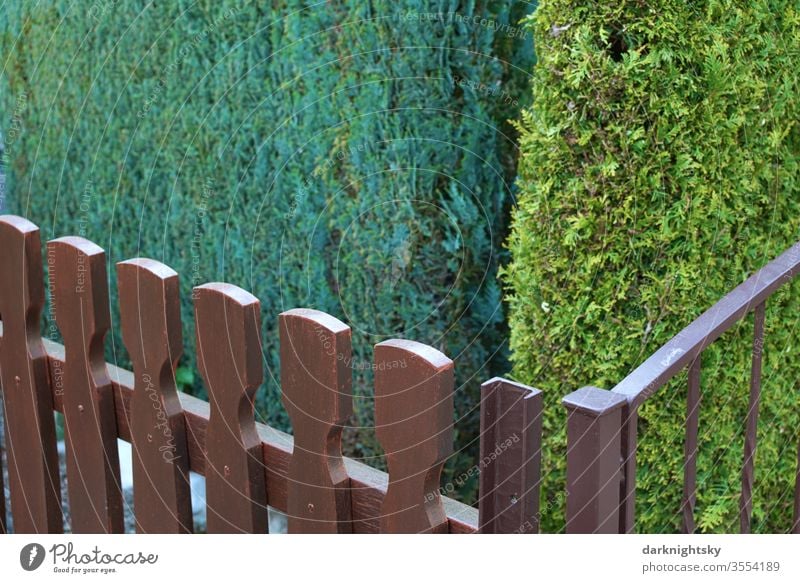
0,215,544,534
563,242,800,534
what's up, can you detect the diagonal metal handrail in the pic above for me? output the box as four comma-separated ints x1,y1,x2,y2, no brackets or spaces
612,241,800,407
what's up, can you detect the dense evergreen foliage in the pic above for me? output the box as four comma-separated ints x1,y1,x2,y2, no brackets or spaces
505,1,800,531
0,1,534,501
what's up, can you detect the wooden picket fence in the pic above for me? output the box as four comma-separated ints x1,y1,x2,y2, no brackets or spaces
0,215,542,534
1,214,799,534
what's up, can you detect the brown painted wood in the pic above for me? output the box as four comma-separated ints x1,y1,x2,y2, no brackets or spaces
3,326,479,533
374,339,454,533
0,216,62,533
478,377,542,534
280,308,353,533
195,283,268,533
47,237,124,533
117,258,192,533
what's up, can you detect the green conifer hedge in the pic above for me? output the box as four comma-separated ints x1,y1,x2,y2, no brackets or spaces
0,1,534,501
505,1,800,531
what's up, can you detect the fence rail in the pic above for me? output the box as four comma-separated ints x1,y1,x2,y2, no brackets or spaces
0,215,543,534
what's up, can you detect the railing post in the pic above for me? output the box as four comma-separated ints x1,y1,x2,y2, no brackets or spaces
563,386,627,533
478,377,542,534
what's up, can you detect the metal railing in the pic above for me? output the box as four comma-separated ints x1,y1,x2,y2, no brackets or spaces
563,241,800,533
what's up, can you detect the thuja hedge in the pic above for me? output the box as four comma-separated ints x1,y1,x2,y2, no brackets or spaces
0,1,534,501
505,1,800,532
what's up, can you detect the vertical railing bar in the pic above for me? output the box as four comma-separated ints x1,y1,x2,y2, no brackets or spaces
618,406,638,533
681,355,702,533
739,300,766,533
793,440,800,534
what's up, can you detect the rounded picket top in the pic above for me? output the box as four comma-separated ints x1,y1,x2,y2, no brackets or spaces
280,307,352,420
0,215,46,313
117,258,183,367
374,339,453,455
194,282,263,397
47,237,110,346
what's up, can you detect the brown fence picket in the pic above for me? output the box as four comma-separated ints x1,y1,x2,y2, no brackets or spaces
195,283,268,533
48,237,124,533
0,216,62,533
375,339,453,533
280,308,353,533
478,377,542,534
117,258,192,533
